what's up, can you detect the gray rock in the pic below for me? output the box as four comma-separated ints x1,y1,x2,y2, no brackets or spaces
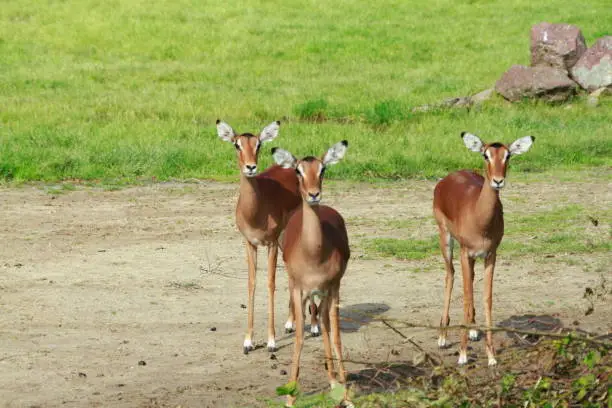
470,88,494,104
495,65,577,102
571,36,612,91
531,23,587,71
586,87,611,107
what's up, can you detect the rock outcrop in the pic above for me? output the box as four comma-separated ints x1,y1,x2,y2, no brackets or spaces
495,65,577,102
530,23,587,71
571,36,612,91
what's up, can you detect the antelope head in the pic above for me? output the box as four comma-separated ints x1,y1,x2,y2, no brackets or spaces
461,132,535,190
217,120,281,177
272,140,349,205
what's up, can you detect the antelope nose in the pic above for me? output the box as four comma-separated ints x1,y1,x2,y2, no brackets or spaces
245,164,257,172
308,192,320,200
492,178,505,188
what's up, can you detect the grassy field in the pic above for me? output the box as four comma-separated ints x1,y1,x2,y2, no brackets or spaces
365,203,611,261
0,0,611,182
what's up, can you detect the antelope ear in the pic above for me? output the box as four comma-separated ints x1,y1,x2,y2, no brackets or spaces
322,140,349,166
461,132,484,152
216,120,235,142
259,121,281,143
271,147,297,169
509,136,535,155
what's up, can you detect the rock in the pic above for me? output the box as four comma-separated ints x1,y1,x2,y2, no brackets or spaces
571,36,612,91
586,87,612,107
470,88,494,104
531,22,587,71
441,96,471,108
495,65,577,102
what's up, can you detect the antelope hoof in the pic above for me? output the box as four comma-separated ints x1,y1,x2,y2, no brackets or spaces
310,324,320,337
284,321,295,334
457,351,468,365
243,339,253,355
469,329,480,341
437,335,448,348
285,395,296,407
488,357,498,367
267,339,276,353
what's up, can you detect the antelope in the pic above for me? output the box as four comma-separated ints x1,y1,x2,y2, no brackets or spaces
216,120,307,354
433,132,534,366
272,141,352,408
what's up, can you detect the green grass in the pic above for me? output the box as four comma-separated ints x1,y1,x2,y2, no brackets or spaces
501,205,611,255
365,236,439,260
363,205,610,260
0,0,611,182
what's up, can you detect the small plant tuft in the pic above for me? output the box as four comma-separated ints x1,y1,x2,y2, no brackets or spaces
293,99,328,122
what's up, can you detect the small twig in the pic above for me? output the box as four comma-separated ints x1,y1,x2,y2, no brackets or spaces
383,320,611,348
381,319,442,365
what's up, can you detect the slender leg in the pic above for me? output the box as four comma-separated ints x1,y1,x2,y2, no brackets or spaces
244,241,257,354
484,251,497,366
309,299,320,336
285,276,296,333
330,283,350,405
458,248,475,365
319,296,336,385
266,244,278,352
467,251,479,342
438,229,455,348
287,286,304,407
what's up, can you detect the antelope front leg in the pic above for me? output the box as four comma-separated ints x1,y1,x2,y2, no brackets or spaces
484,251,497,366
330,284,351,405
286,287,304,407
244,241,257,354
319,296,336,385
285,277,296,333
266,244,278,352
458,249,475,365
438,230,455,348
309,299,320,336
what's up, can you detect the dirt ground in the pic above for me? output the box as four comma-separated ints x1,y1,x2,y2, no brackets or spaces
0,177,609,408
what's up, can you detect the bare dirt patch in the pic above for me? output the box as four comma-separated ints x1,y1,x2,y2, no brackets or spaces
0,178,609,407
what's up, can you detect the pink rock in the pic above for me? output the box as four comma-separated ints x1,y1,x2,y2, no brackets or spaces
495,65,577,102
531,23,587,71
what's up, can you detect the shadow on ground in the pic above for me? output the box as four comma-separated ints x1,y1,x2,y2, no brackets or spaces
498,314,563,344
347,361,425,394
340,303,390,332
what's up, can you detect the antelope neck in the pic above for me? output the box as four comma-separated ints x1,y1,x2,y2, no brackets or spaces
474,173,501,230
237,173,262,222
299,199,324,257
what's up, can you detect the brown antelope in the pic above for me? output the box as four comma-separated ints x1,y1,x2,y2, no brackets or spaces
216,120,306,354
272,141,352,408
434,132,534,366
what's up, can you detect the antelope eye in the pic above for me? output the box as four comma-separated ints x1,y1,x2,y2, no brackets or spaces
234,143,240,151
482,153,489,162
320,167,326,177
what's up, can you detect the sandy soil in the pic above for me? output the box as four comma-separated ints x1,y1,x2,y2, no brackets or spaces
0,177,609,407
